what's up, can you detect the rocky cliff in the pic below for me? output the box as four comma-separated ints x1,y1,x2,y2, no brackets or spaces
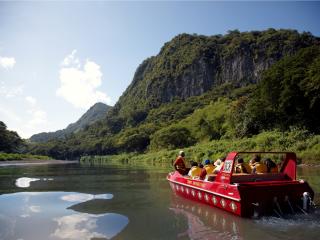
114,29,319,116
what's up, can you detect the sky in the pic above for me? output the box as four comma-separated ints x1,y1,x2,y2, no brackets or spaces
0,1,319,138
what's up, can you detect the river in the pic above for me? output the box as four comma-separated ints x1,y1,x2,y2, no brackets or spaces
0,162,319,240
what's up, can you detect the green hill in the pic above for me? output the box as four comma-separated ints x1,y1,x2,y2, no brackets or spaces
29,102,112,143
28,29,320,161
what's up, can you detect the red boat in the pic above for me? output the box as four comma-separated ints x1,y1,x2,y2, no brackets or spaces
167,151,315,218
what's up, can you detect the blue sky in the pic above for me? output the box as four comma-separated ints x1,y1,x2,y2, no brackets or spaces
0,1,319,138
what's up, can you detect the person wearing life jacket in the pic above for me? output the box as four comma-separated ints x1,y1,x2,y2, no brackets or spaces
235,158,251,173
188,161,202,179
204,159,215,174
264,158,279,173
213,157,225,173
173,150,187,175
251,155,268,174
199,163,207,180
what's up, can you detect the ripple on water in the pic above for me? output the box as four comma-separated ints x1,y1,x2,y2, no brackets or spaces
256,211,320,228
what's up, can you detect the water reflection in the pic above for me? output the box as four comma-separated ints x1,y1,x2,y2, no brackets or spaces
0,163,319,240
170,195,243,240
61,193,113,202
170,192,320,240
15,177,40,188
0,192,128,240
52,213,128,240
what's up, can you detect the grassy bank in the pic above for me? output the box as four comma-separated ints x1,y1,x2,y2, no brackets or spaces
0,153,52,161
81,129,320,165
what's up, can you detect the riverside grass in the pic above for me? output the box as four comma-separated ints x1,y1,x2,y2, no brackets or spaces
81,129,320,166
0,153,51,161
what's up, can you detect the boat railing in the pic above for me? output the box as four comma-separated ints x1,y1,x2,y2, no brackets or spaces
214,151,297,184
231,172,289,183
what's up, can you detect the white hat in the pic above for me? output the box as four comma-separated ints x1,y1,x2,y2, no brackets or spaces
179,150,184,156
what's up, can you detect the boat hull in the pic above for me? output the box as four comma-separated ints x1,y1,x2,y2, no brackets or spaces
168,152,315,218
167,171,314,217
168,172,242,216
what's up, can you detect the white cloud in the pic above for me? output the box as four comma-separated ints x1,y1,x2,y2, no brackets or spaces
0,69,48,138
25,96,37,105
27,109,47,126
0,56,16,69
0,82,24,98
0,104,22,122
56,50,111,109
62,49,80,68
24,95,49,137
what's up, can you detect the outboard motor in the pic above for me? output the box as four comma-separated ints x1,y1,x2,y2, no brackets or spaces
302,192,313,213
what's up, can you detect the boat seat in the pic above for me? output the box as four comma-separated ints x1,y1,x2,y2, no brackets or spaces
231,173,290,183
206,174,217,182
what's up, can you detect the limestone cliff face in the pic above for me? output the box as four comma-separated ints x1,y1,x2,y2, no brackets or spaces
113,30,319,115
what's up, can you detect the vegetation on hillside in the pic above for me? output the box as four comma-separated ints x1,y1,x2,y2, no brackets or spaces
81,128,320,165
0,121,24,153
30,102,111,143
236,46,320,135
0,121,51,161
27,30,320,163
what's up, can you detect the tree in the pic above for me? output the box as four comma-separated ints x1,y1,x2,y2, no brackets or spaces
0,121,24,153
241,46,320,134
150,126,196,150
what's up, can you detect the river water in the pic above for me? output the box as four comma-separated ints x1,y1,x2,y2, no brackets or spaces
0,162,319,240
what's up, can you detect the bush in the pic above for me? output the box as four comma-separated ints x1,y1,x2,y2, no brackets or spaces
150,126,196,150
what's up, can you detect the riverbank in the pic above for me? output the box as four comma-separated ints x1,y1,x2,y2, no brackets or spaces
0,153,51,161
0,159,78,167
81,130,320,165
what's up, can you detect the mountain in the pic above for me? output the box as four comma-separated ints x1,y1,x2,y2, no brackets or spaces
28,29,320,159
113,29,318,118
29,102,111,143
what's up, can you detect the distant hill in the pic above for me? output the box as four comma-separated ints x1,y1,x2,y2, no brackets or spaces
29,102,111,143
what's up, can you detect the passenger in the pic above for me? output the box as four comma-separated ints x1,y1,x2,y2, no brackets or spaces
173,150,187,175
251,155,268,174
204,159,215,174
235,158,251,173
264,158,279,173
221,157,226,168
199,163,207,180
188,161,202,179
213,157,225,173
213,159,221,174
249,155,259,168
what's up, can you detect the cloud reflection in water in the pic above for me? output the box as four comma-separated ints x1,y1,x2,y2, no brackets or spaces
15,177,40,188
61,193,113,202
0,192,128,240
52,213,129,240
